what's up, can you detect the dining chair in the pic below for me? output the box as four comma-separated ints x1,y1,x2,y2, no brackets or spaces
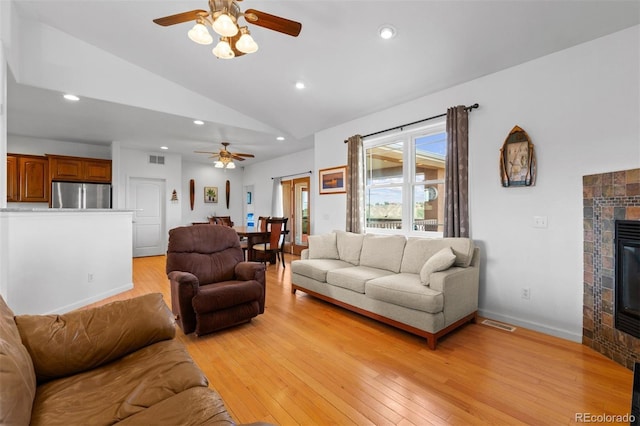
240,215,270,260
252,217,288,268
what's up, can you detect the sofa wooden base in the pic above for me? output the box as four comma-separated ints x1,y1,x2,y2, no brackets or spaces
292,284,477,349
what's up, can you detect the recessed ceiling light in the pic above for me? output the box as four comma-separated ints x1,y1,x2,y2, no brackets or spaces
63,94,80,101
378,25,396,40
295,81,305,90
160,146,169,150
276,136,285,141
193,120,204,125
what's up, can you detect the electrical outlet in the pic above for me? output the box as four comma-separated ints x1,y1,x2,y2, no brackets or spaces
533,216,548,228
521,287,531,300
88,273,94,283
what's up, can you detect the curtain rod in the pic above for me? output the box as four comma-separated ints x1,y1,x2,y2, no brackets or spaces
343,103,479,143
271,170,312,180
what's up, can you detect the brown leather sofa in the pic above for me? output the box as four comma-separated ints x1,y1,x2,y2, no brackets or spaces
166,225,266,336
0,293,238,425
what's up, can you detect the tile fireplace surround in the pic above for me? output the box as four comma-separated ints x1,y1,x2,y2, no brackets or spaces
583,168,640,369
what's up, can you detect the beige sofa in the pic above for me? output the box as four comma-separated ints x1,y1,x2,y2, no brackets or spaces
0,293,239,425
291,231,480,349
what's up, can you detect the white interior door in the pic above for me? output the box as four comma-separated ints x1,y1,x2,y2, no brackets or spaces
129,177,165,257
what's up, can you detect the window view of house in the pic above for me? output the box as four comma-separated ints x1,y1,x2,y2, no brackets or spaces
365,124,446,235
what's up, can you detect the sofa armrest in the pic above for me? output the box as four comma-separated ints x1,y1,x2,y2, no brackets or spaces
301,249,309,260
429,264,480,326
235,261,266,285
15,293,175,383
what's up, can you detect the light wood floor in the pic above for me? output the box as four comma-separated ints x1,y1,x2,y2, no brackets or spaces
91,254,634,425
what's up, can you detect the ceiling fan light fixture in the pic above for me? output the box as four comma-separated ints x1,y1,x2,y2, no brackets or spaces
212,11,238,37
226,161,236,169
214,160,224,168
188,21,213,45
212,38,235,59
236,27,258,54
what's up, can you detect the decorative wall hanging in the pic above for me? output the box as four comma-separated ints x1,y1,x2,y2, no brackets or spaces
319,166,347,194
225,180,230,209
204,186,218,203
189,179,195,210
499,125,536,187
171,189,179,203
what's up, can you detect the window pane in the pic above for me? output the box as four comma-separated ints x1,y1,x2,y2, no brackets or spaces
415,133,446,183
366,187,402,230
413,183,444,232
366,141,404,185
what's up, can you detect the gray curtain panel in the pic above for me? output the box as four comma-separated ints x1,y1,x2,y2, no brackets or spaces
444,106,469,238
346,135,364,233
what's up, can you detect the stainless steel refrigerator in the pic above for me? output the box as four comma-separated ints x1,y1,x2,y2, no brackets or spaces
51,182,112,209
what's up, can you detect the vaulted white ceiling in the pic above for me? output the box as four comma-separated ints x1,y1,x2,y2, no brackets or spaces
5,0,640,165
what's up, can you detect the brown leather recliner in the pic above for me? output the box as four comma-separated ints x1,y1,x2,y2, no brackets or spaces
166,225,266,336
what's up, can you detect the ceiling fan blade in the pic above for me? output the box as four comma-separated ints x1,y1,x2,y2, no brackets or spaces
230,154,248,161
244,9,302,37
232,153,255,158
153,10,208,26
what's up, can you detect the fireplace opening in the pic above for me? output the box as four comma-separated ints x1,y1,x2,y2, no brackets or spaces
615,220,640,339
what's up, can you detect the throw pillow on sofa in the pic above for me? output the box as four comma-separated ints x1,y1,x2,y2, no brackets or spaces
308,233,339,259
420,247,456,285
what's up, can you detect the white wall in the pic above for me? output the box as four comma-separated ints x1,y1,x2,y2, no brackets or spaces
181,160,244,226
0,210,133,314
312,26,640,341
244,148,314,226
7,134,111,158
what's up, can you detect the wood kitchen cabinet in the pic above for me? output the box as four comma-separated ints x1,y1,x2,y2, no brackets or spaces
48,155,111,183
17,155,49,202
6,155,18,202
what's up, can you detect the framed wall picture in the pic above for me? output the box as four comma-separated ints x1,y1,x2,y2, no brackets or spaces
204,186,218,203
319,166,347,195
499,125,536,187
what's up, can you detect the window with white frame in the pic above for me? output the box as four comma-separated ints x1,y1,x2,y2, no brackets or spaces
364,121,446,236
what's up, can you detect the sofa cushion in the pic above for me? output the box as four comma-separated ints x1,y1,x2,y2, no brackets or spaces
335,230,364,265
116,386,234,425
419,247,457,285
16,293,175,383
0,296,36,426
400,237,476,273
359,234,407,273
30,339,209,425
366,273,444,314
308,233,340,259
326,266,394,294
291,258,353,282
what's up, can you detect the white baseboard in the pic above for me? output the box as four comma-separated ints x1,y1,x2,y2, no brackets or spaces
48,283,135,314
478,309,582,343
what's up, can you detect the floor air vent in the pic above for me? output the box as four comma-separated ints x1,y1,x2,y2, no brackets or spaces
481,319,517,332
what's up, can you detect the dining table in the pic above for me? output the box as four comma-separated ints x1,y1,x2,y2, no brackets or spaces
233,226,270,262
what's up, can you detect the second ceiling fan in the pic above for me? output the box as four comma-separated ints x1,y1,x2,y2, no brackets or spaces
153,0,302,59
195,142,255,169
